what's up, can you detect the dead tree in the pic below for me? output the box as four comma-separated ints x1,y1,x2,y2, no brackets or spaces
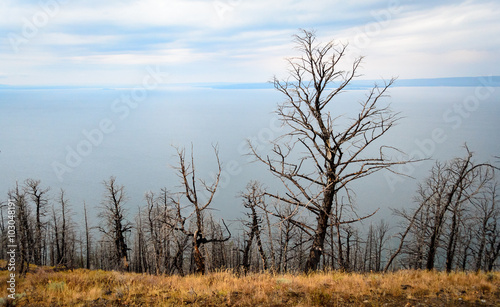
143,191,163,274
373,220,389,271
23,179,49,266
261,199,277,271
133,207,148,273
330,196,378,271
98,176,132,271
249,29,413,272
387,189,431,271
84,202,91,269
472,182,500,271
158,188,173,274
240,181,268,273
0,201,6,260
169,145,231,274
172,230,189,276
276,205,298,273
155,187,186,275
54,189,69,266
50,189,79,268
206,214,228,270
136,190,172,274
8,183,32,275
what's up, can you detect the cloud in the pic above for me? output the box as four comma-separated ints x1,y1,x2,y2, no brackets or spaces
1,0,499,85
333,0,500,78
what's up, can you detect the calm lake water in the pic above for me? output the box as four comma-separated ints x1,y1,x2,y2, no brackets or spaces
1,86,499,225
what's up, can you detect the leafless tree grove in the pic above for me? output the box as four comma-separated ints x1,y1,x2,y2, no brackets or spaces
1,153,498,274
388,147,498,272
1,31,498,275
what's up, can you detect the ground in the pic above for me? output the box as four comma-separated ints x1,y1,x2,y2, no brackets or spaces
0,265,499,306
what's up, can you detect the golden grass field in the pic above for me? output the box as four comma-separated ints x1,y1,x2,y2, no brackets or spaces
1,265,499,306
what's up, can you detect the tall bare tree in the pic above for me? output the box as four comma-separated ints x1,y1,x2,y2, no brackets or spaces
23,179,49,266
275,204,301,272
386,193,430,271
144,191,163,274
54,189,69,266
168,145,231,274
8,183,31,275
83,202,91,269
158,187,173,274
99,176,132,271
240,181,268,273
250,30,412,271
50,189,79,268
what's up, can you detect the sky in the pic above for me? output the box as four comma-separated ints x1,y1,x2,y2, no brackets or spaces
1,0,500,86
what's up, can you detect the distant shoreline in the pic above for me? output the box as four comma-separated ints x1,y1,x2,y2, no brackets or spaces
1,76,500,91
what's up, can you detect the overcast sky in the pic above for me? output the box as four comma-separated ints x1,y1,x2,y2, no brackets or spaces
1,0,500,86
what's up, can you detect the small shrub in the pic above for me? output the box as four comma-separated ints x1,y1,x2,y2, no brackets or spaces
46,281,65,292
310,288,332,306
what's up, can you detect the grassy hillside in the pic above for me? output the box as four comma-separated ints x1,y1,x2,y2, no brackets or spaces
1,266,499,306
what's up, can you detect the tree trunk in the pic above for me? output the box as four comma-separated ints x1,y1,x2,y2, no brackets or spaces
84,203,90,269
305,187,334,272
445,210,458,272
242,230,254,273
426,229,439,270
193,232,205,274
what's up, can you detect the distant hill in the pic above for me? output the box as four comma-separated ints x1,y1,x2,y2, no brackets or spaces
1,76,499,91
203,76,500,90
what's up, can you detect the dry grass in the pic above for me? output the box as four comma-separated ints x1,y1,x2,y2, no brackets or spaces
0,266,499,306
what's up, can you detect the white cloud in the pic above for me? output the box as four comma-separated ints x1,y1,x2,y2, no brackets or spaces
53,0,218,28
333,1,500,78
1,0,499,85
65,48,211,65
40,32,117,46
